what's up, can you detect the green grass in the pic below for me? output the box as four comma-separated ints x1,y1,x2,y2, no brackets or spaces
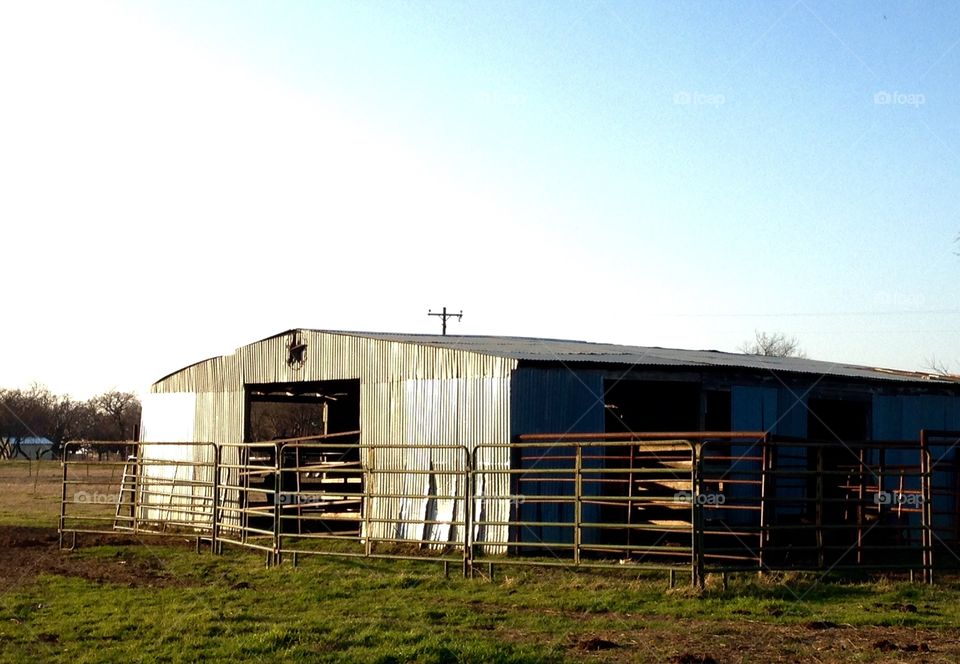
3,460,960,662
3,542,960,663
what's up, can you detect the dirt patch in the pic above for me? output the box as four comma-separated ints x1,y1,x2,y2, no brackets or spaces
671,655,718,664
545,619,960,663
574,636,620,651
805,620,843,630
874,639,931,653
0,526,196,589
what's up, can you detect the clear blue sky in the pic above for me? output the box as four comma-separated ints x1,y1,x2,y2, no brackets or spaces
1,0,958,396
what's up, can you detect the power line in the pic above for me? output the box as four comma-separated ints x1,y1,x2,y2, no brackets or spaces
648,309,960,318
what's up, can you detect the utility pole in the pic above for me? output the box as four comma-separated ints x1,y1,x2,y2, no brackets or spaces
428,307,463,335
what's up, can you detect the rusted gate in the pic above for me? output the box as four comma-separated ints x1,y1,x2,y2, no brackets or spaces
474,433,765,585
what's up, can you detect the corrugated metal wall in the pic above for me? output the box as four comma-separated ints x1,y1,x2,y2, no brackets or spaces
874,394,960,535
509,367,605,546
150,330,516,546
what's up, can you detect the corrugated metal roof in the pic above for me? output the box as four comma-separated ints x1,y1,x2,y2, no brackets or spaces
319,330,960,385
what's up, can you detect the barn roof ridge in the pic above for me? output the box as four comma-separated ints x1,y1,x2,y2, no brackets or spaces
152,328,960,387
311,329,959,385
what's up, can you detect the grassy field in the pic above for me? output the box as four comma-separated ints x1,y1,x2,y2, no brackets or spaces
2,460,960,663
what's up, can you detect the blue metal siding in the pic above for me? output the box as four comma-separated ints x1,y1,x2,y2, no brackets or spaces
730,387,775,516
776,389,808,438
510,367,605,546
509,367,605,436
873,396,903,440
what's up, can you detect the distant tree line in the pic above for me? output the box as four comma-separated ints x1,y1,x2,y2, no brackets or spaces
0,385,141,460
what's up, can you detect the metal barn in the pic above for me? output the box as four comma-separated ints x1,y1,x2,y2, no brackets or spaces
128,329,960,575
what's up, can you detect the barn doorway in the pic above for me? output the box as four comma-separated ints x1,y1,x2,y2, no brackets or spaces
601,380,702,554
246,379,360,441
243,380,362,536
805,397,872,564
604,380,701,433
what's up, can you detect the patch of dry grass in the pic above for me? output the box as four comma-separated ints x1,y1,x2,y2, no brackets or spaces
0,461,122,527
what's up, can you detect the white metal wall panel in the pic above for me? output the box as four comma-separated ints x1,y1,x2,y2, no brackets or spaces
140,392,197,443
137,392,204,523
150,330,516,546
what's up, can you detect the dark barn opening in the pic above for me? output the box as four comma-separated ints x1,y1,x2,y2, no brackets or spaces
244,380,362,536
246,379,361,441
801,397,873,564
604,380,701,433
600,380,704,554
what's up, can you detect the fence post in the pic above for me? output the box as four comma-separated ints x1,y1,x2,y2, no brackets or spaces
363,447,373,558
273,442,282,567
211,443,220,554
58,447,69,550
758,435,768,574
919,431,933,584
692,441,704,588
816,445,824,569
134,441,143,535
464,446,473,579
574,444,582,567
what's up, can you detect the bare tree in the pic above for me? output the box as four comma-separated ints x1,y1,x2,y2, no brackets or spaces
923,355,953,375
90,391,141,440
739,330,807,358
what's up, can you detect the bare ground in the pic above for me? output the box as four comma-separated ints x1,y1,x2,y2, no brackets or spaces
0,526,194,589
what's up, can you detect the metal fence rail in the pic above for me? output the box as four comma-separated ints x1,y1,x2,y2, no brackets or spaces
700,437,934,582
59,440,217,551
211,433,470,572
57,430,960,585
274,439,470,572
920,430,960,579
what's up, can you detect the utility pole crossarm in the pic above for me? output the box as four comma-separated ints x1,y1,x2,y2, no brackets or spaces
427,306,463,336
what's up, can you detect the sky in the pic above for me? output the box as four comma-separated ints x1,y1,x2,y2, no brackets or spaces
1,0,958,398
